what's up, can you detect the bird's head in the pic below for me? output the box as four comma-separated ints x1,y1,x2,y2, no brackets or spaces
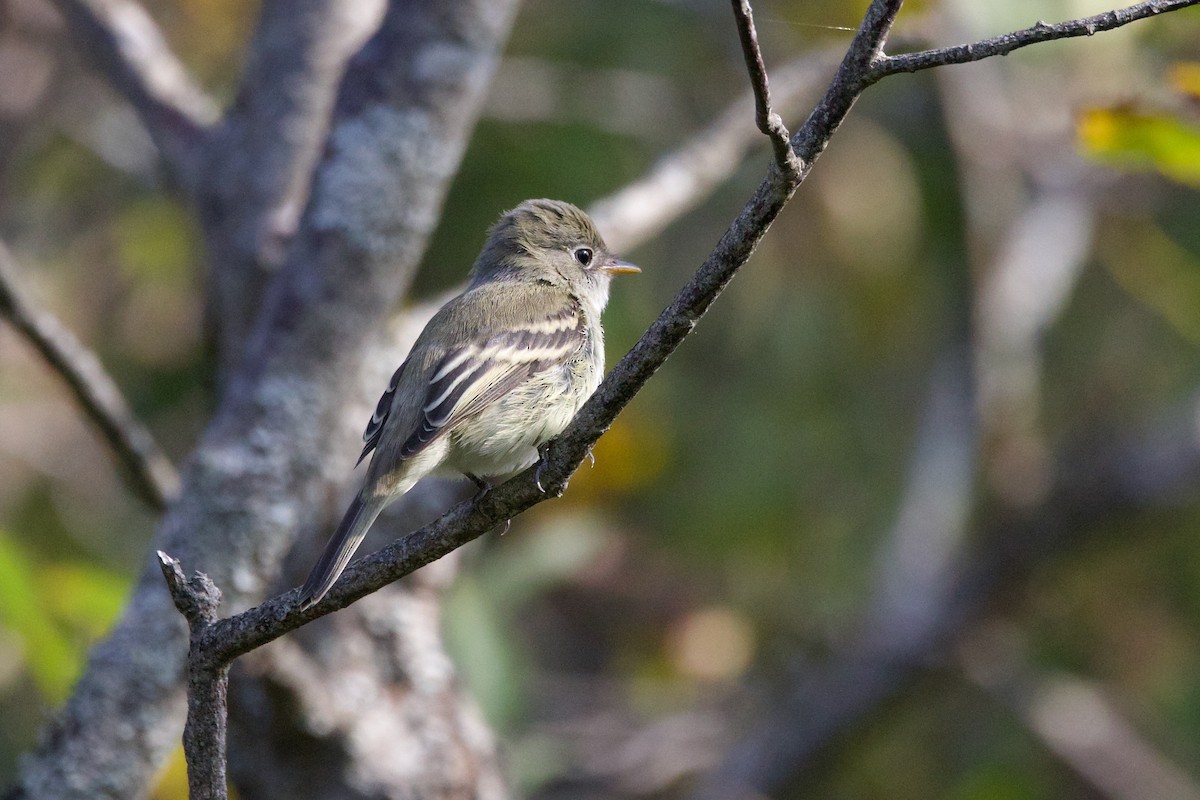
469,199,639,300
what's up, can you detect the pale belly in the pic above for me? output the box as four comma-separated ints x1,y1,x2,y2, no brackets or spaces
441,352,600,479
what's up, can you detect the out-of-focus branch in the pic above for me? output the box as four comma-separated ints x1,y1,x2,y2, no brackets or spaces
198,0,385,376
872,0,1200,80
0,241,179,510
692,346,979,800
934,2,1101,508
49,0,218,187
960,627,1200,800
691,401,1200,798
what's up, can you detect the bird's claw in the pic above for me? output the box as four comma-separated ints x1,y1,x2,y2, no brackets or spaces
466,472,491,500
534,443,571,496
585,449,595,468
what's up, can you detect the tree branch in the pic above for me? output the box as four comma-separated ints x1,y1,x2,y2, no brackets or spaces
156,0,910,777
960,628,1200,800
197,0,385,377
50,0,218,188
729,0,801,178
21,0,1200,794
589,50,834,254
0,241,179,510
872,0,1200,80
157,553,228,800
11,1,521,797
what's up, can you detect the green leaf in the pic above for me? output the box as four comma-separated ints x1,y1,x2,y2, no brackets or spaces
443,575,526,727
39,562,129,639
0,531,79,700
1078,106,1200,187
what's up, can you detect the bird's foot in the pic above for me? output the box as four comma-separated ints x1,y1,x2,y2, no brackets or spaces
535,444,553,494
465,472,491,500
534,443,569,497
467,473,510,534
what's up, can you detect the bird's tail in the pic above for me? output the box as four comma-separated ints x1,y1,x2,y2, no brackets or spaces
298,493,387,608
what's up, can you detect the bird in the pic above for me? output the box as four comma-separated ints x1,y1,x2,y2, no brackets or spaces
297,199,639,608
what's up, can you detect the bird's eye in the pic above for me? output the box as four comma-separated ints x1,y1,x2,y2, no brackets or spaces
573,247,594,267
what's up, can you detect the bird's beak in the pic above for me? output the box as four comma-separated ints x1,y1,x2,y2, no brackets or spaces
602,258,641,275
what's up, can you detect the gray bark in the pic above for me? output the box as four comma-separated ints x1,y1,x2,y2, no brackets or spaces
8,2,520,797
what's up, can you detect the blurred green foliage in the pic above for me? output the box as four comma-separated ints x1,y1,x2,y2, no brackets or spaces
3,0,1200,798
1079,105,1200,186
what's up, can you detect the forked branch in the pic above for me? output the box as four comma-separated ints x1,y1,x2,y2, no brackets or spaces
50,0,218,187
730,0,802,179
872,0,1200,79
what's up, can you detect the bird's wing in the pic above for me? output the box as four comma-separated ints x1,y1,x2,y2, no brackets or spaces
398,298,586,460
358,358,409,465
357,292,587,468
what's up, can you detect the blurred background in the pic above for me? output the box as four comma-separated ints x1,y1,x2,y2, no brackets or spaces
3,0,1200,797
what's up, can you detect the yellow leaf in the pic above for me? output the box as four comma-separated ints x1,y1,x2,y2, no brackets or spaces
0,532,79,700
1077,106,1200,187
1168,61,1200,101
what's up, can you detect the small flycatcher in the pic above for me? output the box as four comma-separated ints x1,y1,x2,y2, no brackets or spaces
298,199,639,607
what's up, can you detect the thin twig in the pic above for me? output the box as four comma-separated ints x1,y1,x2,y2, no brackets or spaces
157,552,228,800
590,50,836,253
0,242,179,510
960,628,1200,800
729,0,801,180
50,0,218,187
790,0,902,166
871,0,1200,80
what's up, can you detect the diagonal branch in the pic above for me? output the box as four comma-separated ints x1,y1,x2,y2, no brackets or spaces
163,0,912,734
729,0,801,178
0,241,179,510
960,628,1200,800
50,0,218,188
871,0,1200,79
